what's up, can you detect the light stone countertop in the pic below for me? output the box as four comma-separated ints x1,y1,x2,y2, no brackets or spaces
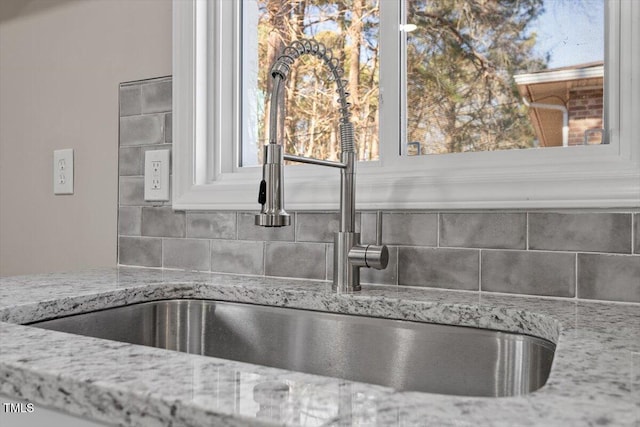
0,267,638,426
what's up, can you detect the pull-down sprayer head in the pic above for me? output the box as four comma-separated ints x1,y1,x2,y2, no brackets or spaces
255,71,290,227
255,138,290,227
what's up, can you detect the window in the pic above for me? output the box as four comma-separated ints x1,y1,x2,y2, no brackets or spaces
241,0,380,167
404,0,606,154
173,0,639,210
243,1,607,164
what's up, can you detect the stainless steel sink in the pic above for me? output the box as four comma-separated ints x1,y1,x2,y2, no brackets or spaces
29,299,555,397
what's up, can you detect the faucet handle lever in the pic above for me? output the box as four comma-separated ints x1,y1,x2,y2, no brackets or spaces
349,244,389,270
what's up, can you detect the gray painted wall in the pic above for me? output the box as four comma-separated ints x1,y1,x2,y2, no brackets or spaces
0,0,172,276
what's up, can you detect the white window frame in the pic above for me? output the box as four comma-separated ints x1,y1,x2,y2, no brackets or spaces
173,0,639,210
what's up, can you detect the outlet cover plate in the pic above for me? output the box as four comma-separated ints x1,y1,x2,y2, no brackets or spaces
53,149,74,195
144,149,170,201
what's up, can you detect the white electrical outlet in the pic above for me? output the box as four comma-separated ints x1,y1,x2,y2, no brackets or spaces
144,149,170,201
53,149,74,195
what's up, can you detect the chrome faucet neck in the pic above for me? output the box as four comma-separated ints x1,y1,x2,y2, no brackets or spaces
256,39,387,293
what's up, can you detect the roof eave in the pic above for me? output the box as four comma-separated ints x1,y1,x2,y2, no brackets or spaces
514,65,604,85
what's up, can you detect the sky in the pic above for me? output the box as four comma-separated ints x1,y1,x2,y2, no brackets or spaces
529,0,605,69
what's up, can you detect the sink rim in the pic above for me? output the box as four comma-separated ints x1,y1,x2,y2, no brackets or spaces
27,297,557,397
2,278,563,347
25,297,557,351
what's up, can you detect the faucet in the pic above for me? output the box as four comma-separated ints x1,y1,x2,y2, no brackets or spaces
255,39,388,293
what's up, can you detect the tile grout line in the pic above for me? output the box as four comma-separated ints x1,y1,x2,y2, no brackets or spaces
395,246,399,286
262,240,267,277
207,239,212,272
478,249,482,292
525,212,530,250
429,246,638,256
235,211,239,240
574,252,579,300
436,212,440,248
209,236,214,274
325,243,330,281
631,213,635,254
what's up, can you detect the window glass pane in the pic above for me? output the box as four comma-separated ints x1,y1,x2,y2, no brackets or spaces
404,0,605,155
242,0,380,167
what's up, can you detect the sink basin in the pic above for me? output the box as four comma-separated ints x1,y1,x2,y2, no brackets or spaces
29,299,554,397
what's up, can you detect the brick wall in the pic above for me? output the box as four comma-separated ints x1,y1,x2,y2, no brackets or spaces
118,77,639,303
568,87,603,146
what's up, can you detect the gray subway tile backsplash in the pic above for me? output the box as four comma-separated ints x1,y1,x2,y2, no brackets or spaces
325,245,334,281
118,207,141,236
119,147,142,176
211,240,264,275
141,79,172,114
481,250,576,297
577,254,640,303
164,113,172,143
529,212,632,254
186,212,236,239
118,236,162,268
296,212,341,243
117,77,639,303
265,242,326,280
119,176,148,206
382,213,437,246
119,84,142,117
120,114,165,146
440,213,526,249
398,247,479,290
141,207,185,238
163,238,210,271
359,212,378,244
